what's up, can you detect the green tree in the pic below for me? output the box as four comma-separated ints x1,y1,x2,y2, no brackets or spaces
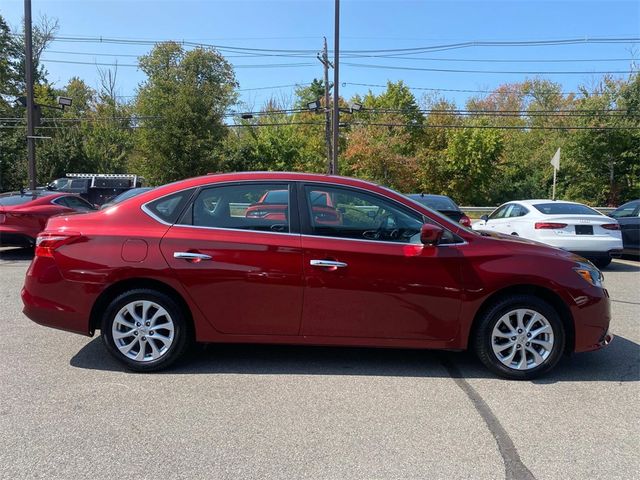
294,79,327,109
444,120,504,205
562,75,640,205
132,42,237,185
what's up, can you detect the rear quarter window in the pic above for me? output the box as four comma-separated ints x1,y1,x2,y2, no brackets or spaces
144,189,195,224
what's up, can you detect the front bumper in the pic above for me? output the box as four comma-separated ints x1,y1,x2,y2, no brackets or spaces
571,287,613,353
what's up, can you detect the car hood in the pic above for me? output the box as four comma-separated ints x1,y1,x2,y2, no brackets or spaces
477,230,584,261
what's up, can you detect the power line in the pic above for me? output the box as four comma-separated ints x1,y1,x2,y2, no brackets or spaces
13,33,637,55
44,48,636,63
342,62,637,75
344,122,640,130
348,55,635,63
2,122,638,131
344,82,587,96
40,58,316,69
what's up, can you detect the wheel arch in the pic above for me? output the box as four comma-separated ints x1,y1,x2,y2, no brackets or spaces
468,284,575,354
89,278,194,336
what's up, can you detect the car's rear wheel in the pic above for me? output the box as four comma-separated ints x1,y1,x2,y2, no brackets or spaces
473,295,565,380
101,289,191,372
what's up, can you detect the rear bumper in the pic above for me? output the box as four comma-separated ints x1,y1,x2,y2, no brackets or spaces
22,256,99,336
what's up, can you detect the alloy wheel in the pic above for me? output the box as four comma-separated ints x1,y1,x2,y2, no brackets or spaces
491,308,555,370
111,300,175,362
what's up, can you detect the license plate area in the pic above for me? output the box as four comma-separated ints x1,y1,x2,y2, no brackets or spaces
575,225,593,235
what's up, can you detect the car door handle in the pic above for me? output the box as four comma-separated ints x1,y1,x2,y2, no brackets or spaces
173,252,212,261
310,259,348,268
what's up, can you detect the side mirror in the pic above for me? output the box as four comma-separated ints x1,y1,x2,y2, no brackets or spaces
420,223,443,246
480,214,489,222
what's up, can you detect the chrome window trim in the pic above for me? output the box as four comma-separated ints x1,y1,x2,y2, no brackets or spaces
141,180,293,230
301,234,467,248
140,178,468,247
169,223,299,238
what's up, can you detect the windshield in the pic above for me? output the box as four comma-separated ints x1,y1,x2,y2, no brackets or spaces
110,188,153,204
409,194,458,211
0,192,52,207
533,203,602,216
262,190,288,204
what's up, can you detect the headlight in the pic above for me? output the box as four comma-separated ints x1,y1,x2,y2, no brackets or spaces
573,261,603,288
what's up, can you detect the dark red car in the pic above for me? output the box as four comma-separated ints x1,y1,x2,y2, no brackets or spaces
22,173,612,379
0,190,96,247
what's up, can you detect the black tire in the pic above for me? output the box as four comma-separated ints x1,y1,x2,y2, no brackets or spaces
101,288,192,372
473,294,565,380
591,257,612,269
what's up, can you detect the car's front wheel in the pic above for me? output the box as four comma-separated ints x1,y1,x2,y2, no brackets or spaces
101,289,191,372
473,295,565,380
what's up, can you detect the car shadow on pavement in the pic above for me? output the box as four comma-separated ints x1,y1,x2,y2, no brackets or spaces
0,247,34,261
605,260,640,273
70,334,639,382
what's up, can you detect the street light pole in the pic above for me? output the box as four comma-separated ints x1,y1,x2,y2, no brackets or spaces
331,0,340,175
24,0,37,190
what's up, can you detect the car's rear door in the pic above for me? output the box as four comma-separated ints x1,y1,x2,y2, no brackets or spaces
298,183,464,341
612,202,640,252
159,182,304,336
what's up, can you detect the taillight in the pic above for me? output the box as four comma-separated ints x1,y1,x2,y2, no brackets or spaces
534,222,568,229
0,213,5,224
601,223,620,230
459,214,472,227
247,209,269,218
35,233,81,257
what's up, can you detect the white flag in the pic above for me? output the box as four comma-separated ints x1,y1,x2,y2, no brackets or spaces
550,148,560,171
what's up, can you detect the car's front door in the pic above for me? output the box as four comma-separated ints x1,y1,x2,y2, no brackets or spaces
298,183,464,341
487,204,516,234
159,182,304,336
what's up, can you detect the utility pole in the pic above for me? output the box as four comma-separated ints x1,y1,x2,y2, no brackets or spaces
318,37,333,174
24,0,37,190
331,0,340,175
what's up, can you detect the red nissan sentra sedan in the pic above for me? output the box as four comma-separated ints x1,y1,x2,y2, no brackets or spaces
21,172,612,379
1,190,96,247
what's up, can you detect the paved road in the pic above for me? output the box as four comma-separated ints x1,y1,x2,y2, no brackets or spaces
0,248,638,480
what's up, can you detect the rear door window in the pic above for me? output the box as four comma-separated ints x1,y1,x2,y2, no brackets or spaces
179,183,291,233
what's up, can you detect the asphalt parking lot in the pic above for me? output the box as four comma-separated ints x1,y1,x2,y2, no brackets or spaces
0,248,638,480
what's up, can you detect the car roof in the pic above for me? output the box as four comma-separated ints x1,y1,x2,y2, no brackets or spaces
407,193,453,200
507,199,588,206
150,172,382,196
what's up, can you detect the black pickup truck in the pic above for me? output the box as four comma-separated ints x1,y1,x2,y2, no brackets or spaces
47,174,145,206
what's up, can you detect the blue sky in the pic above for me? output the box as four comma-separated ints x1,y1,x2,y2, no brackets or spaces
2,0,639,109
